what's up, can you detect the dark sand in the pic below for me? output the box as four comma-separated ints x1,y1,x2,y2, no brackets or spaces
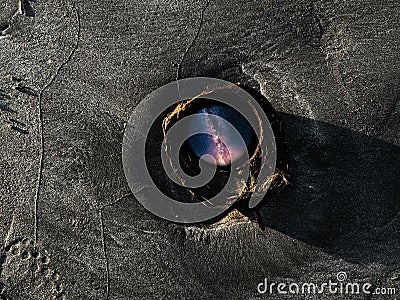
0,0,399,299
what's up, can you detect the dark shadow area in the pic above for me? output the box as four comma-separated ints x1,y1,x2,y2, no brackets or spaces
11,76,22,83
22,0,36,17
259,112,400,265
142,73,399,265
0,92,11,101
8,118,25,127
14,85,38,97
10,125,28,134
0,22,9,33
0,104,15,114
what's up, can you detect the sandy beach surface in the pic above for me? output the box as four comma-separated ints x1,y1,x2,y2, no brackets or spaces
0,0,400,298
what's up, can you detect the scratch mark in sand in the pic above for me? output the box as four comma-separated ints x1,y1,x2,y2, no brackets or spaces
34,0,81,245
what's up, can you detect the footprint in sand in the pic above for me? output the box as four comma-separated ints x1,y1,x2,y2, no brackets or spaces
0,238,66,299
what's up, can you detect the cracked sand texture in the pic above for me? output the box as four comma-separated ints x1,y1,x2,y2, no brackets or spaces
0,0,400,299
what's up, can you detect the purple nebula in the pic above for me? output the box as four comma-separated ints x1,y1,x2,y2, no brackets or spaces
187,105,253,167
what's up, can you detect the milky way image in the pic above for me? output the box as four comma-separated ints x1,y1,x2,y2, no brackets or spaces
187,104,253,166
